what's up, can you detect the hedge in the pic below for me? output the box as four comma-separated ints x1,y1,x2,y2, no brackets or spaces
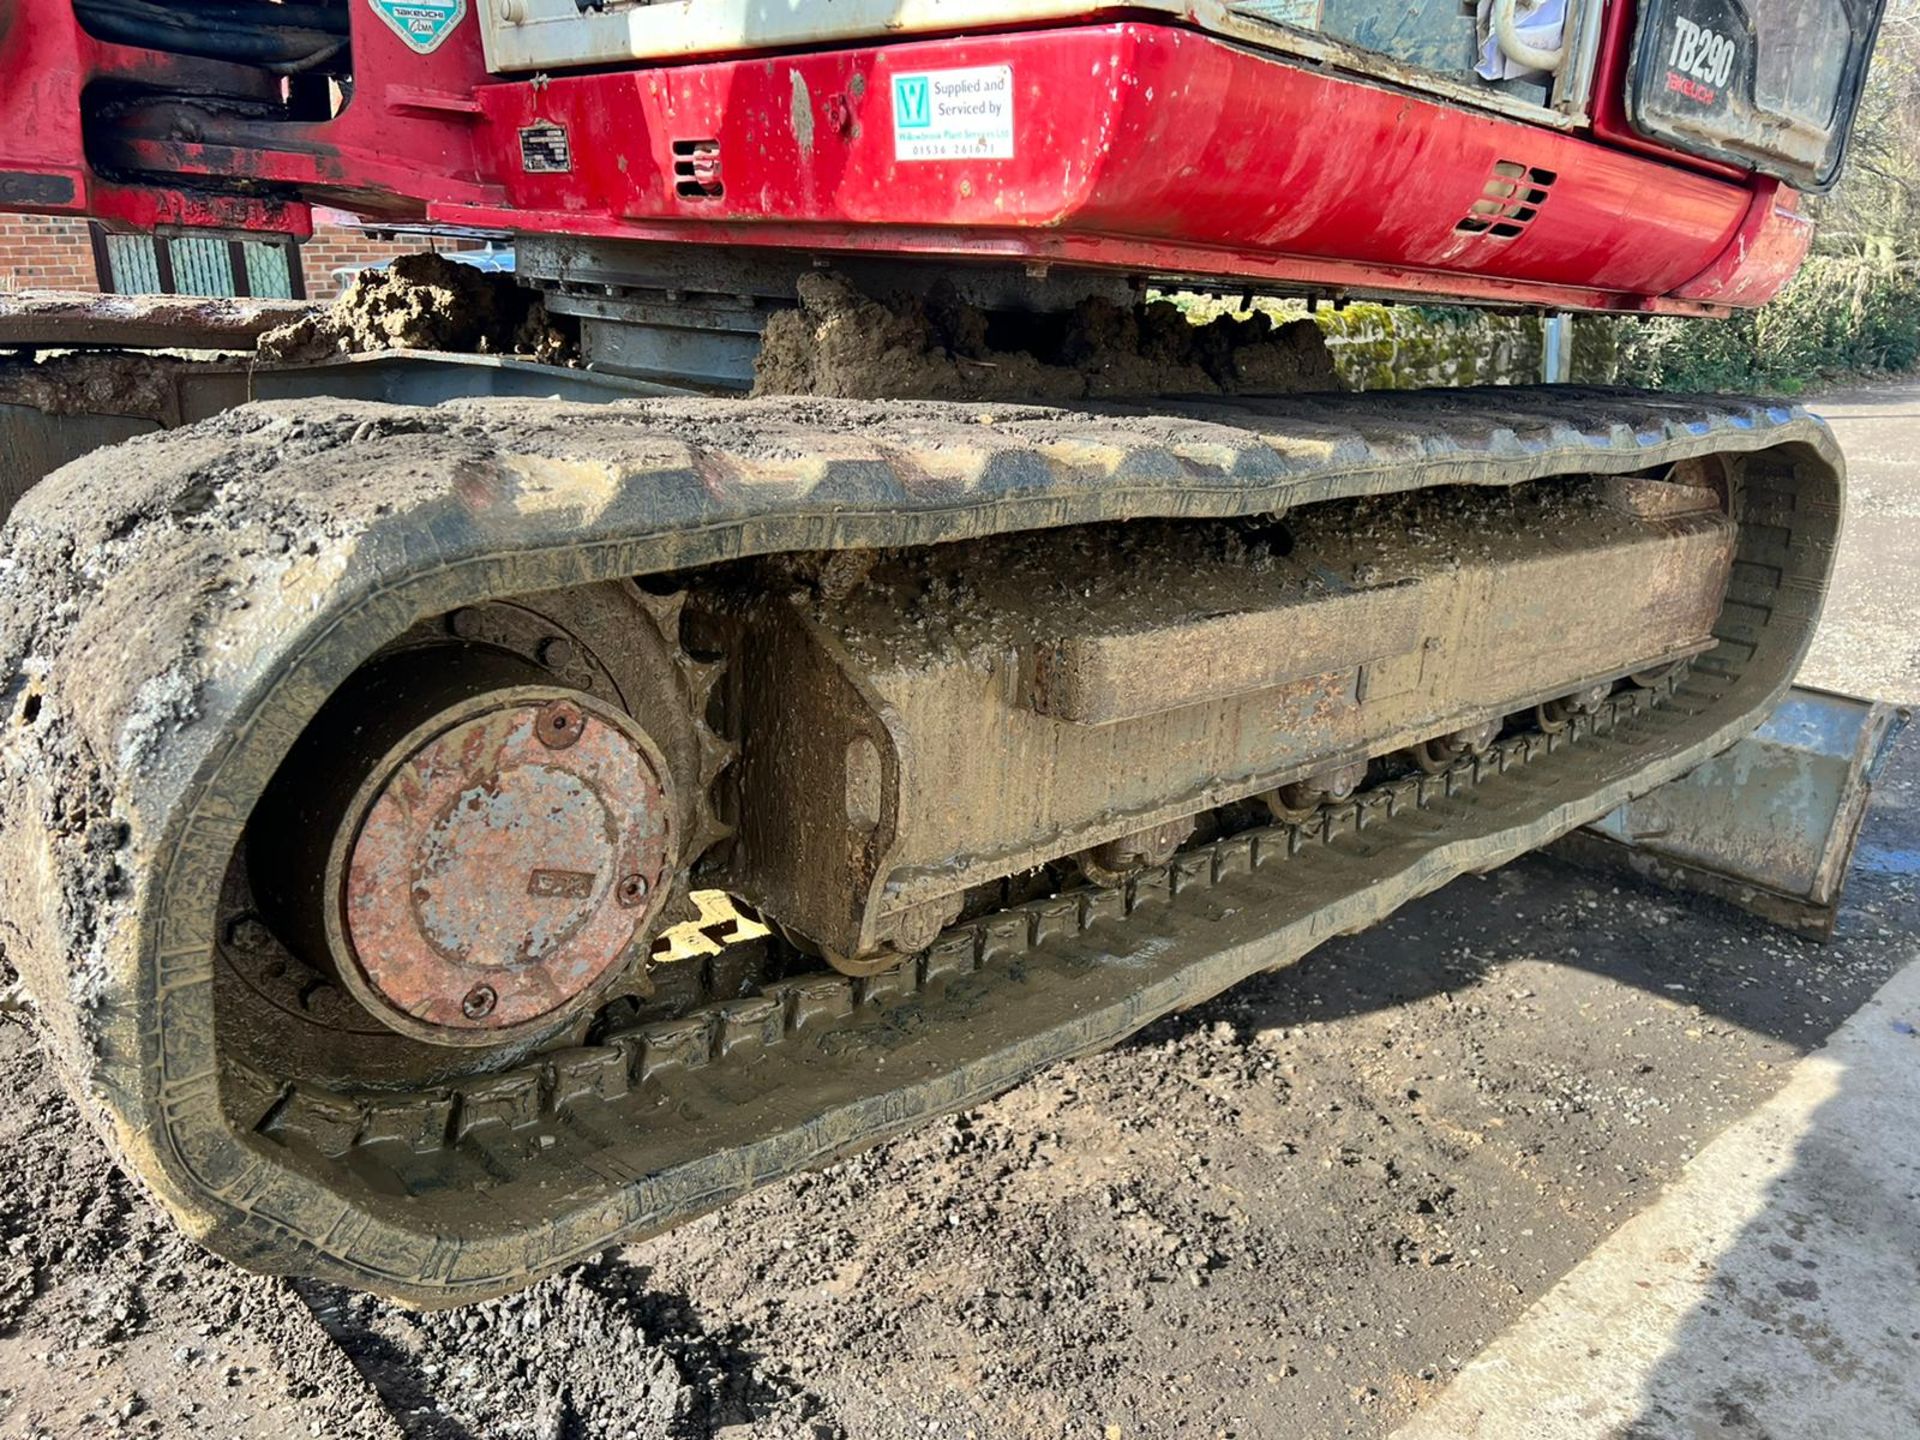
1608,255,1920,393
1171,254,1920,395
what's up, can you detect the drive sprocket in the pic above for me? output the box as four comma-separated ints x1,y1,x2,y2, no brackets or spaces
219,580,735,1090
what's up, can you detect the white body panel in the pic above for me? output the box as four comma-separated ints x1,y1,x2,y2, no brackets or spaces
483,0,1152,72
481,0,1129,73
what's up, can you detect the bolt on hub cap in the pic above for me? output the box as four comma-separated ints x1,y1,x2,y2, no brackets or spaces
329,691,674,1045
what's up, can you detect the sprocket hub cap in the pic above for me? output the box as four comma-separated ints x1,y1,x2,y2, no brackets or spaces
331,691,674,1043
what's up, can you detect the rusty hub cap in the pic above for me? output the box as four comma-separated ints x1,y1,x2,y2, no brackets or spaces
331,691,673,1044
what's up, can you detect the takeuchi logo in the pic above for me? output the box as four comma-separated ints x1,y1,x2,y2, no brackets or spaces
367,0,469,56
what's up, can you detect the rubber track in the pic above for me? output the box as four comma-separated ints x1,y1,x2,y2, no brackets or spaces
0,387,1842,1303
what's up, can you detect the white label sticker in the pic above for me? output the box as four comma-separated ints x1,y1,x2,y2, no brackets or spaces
891,65,1015,162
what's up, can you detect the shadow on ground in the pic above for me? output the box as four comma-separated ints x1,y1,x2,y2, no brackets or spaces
1139,725,1917,1063
1609,735,1920,1437
1387,723,1920,1438
1616,1026,1919,1440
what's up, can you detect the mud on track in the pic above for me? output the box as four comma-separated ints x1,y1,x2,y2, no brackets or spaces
0,385,1914,1437
753,271,1337,401
257,253,574,367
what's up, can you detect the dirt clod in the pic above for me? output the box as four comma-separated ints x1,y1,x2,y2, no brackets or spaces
753,271,1338,400
257,253,576,366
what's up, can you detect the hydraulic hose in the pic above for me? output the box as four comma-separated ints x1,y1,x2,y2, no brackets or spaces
73,0,349,72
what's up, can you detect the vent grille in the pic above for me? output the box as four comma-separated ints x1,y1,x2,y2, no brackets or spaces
672,139,723,200
1455,161,1556,240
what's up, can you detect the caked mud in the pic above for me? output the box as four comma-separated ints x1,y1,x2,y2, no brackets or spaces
257,253,576,366
0,290,314,351
0,384,1838,1303
753,271,1339,400
0,352,210,421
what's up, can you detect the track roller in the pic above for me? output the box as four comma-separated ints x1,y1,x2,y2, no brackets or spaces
1262,761,1369,824
1410,719,1502,775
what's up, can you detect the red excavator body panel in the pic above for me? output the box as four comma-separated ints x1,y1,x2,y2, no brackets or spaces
0,1,1817,313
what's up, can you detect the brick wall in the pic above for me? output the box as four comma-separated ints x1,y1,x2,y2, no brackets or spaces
0,211,479,300
0,215,100,291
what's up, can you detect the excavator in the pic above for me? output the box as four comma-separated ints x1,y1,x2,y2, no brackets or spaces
0,0,1893,1303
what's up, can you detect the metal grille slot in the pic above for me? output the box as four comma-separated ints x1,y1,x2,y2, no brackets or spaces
672,139,724,199
1456,161,1557,239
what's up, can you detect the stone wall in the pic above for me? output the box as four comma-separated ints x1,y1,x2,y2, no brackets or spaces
1313,304,1548,390
1173,294,1619,390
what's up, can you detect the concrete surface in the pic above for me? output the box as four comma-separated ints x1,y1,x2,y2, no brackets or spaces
1395,961,1920,1440
1796,382,1920,710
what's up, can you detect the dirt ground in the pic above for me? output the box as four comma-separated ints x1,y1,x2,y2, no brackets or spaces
0,380,1915,1439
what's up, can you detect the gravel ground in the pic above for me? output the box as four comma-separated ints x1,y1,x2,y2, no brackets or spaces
1,381,1915,1439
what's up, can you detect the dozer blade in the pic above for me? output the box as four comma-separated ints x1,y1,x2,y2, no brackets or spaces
1565,686,1910,939
0,387,1842,1303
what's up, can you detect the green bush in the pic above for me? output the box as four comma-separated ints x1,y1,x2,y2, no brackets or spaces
1166,254,1920,395
1610,256,1920,394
